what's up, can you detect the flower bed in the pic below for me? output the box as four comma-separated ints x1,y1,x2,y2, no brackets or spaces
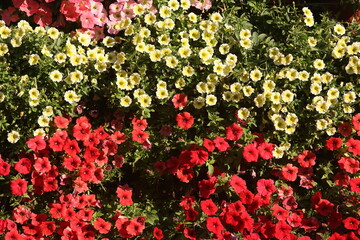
0,0,359,239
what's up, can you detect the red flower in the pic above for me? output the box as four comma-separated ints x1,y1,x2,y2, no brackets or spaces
257,179,276,196
287,213,302,227
338,157,359,174
325,137,342,151
230,175,247,194
203,138,215,152
282,196,298,210
48,134,65,152
198,177,217,198
179,196,196,210
225,123,243,141
172,93,188,109
0,7,19,25
54,116,70,128
94,218,111,234
346,138,360,156
206,217,224,234
116,185,134,206
200,199,218,215
153,227,164,240
94,126,109,140
176,167,194,183
315,199,334,216
13,205,31,224
63,155,81,171
301,217,320,232
83,132,100,147
4,229,22,240
73,122,91,141
43,177,58,192
352,113,360,131
243,143,259,162
257,141,274,160
79,167,95,182
338,122,353,137
34,157,51,173
343,217,359,230
126,220,144,236
271,204,289,221
10,178,28,196
49,203,63,219
281,164,298,181
176,112,194,130
63,139,81,156
33,4,52,27
274,220,292,239
213,136,230,151
0,161,11,176
328,232,346,240
185,207,198,221
40,221,56,235
84,146,100,163
27,135,47,152
239,189,254,205
297,150,316,168
111,131,126,144
349,178,360,193
132,129,149,144
132,117,148,131
183,228,197,240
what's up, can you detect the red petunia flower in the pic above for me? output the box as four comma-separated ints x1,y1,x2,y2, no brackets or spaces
257,141,274,160
230,175,247,194
176,167,194,183
0,161,11,176
271,204,289,221
153,227,164,240
325,137,342,151
126,220,145,237
200,199,218,215
349,177,360,193
40,221,56,235
94,126,109,140
315,199,334,216
239,189,254,205
282,196,298,210
48,134,66,152
352,113,360,131
179,196,196,210
213,136,230,151
274,220,292,239
63,155,81,171
1,7,19,25
183,228,197,240
132,117,148,131
27,135,47,152
34,157,51,174
346,138,360,156
206,217,224,234
338,122,353,137
225,123,243,141
297,150,316,168
203,138,215,152
63,139,81,156
176,112,194,130
43,177,58,192
116,185,134,206
10,178,28,196
257,179,276,196
172,93,188,109
54,116,70,129
73,121,91,141
287,213,302,228
33,4,52,27
132,129,149,144
184,207,198,221
328,232,346,240
198,177,217,198
338,157,359,174
94,218,111,234
243,143,259,162
13,205,31,224
111,131,126,144
281,163,298,182
343,217,359,230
